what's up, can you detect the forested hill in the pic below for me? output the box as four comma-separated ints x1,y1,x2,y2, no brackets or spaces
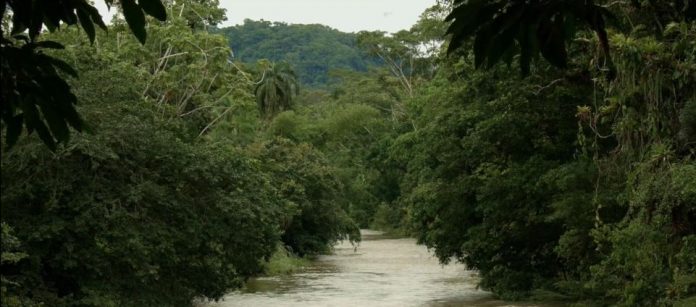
218,19,378,87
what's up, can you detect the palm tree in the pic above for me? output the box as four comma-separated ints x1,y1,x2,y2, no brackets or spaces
254,61,300,118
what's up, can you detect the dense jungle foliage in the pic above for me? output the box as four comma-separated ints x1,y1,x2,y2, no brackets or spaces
2,0,695,306
1,2,359,305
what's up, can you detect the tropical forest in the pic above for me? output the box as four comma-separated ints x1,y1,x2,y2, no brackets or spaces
1,0,695,306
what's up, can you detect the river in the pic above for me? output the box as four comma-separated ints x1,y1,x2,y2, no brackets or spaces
207,230,556,307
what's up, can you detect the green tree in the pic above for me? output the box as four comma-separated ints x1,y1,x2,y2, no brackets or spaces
0,72,280,306
397,1,696,304
168,0,227,29
255,61,300,118
1,2,284,304
248,138,360,256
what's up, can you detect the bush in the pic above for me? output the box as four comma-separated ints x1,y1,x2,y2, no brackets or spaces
1,99,280,306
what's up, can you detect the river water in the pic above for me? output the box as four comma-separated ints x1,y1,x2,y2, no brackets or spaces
207,230,554,307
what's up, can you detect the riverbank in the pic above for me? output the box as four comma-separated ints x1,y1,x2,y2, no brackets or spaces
262,244,312,276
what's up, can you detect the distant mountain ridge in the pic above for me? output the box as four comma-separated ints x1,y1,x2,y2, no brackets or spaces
218,19,380,87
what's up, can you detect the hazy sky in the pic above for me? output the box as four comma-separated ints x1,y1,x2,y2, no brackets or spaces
96,0,437,33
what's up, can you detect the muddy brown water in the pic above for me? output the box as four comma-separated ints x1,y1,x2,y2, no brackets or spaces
207,230,557,307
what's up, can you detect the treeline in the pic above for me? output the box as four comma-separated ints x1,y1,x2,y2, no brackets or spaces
360,1,696,306
268,0,696,305
1,4,359,306
218,19,380,87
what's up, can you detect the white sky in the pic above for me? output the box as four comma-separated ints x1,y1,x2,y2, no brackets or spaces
95,0,437,33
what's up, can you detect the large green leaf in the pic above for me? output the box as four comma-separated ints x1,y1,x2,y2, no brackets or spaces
76,9,96,43
120,0,147,44
79,2,108,30
3,115,24,149
22,100,57,151
33,41,64,49
537,13,567,68
140,0,167,21
47,57,79,78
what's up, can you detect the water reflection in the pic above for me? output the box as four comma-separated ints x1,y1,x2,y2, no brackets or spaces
208,230,554,307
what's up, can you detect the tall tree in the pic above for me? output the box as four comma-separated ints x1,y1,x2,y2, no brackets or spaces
254,61,300,118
